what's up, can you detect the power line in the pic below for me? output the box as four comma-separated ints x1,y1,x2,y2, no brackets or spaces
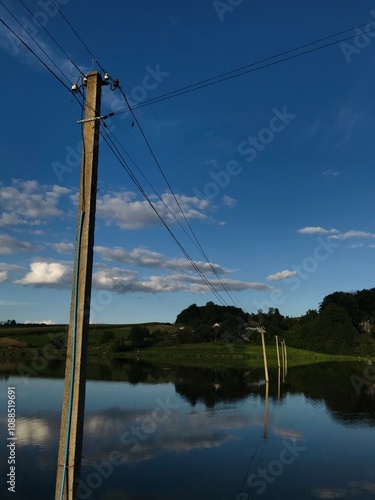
112,20,375,116
16,0,84,77
51,0,106,74
0,15,73,93
0,5,232,306
115,85,242,307
102,126,243,307
0,3,241,306
0,1,74,88
99,124,230,306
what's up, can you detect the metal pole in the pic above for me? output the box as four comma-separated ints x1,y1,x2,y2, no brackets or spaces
55,72,103,500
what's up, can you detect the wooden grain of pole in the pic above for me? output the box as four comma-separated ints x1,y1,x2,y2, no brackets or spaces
55,72,103,500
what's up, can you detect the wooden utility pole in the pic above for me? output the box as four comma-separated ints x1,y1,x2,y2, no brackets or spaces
275,335,280,368
283,340,288,375
55,72,103,500
259,327,269,383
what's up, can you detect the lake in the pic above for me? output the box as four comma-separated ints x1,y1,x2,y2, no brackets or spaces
1,358,375,499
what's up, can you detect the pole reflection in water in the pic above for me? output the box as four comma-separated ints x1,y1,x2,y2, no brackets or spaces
263,381,269,439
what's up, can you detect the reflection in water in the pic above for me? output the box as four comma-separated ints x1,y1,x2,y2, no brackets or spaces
263,382,269,439
0,360,375,499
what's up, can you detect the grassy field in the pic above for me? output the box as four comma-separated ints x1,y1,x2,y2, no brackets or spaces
113,343,360,369
0,323,368,368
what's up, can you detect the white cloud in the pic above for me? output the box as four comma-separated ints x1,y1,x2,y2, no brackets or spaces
297,226,339,235
0,14,90,82
14,261,271,295
96,191,210,229
0,262,26,273
322,169,339,177
330,230,375,240
222,195,237,207
95,246,232,274
0,271,8,283
266,270,297,281
0,180,71,227
49,242,74,254
24,320,56,325
92,267,269,295
0,300,35,306
15,262,72,287
0,234,38,254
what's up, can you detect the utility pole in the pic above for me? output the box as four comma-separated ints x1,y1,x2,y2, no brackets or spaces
259,327,269,383
55,72,104,500
283,339,288,375
275,335,280,368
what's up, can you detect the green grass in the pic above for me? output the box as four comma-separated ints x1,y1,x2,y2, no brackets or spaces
0,324,368,369
115,342,359,369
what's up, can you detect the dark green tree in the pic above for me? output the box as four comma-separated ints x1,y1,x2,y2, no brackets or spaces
128,325,150,347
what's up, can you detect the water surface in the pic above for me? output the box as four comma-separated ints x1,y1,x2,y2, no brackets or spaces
0,359,374,499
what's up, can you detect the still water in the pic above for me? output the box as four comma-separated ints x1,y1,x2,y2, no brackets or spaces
1,359,375,499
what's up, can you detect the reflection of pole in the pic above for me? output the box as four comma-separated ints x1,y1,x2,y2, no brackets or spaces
263,381,269,439
259,327,269,383
277,366,281,399
275,335,280,368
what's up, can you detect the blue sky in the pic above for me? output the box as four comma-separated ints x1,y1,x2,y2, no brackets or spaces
0,0,375,324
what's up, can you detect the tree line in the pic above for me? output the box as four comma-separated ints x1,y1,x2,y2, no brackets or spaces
174,288,375,355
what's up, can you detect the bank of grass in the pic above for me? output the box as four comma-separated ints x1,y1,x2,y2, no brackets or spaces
0,324,366,368
116,342,359,369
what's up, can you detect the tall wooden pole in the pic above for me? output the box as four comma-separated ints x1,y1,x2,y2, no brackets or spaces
259,327,269,383
275,335,280,368
55,72,103,500
283,340,288,375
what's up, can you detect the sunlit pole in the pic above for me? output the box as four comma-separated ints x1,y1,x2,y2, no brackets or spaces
275,335,280,368
284,340,288,375
259,327,269,383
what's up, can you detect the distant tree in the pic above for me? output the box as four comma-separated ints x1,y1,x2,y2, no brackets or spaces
110,338,126,353
320,291,360,324
102,330,115,343
129,325,150,347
